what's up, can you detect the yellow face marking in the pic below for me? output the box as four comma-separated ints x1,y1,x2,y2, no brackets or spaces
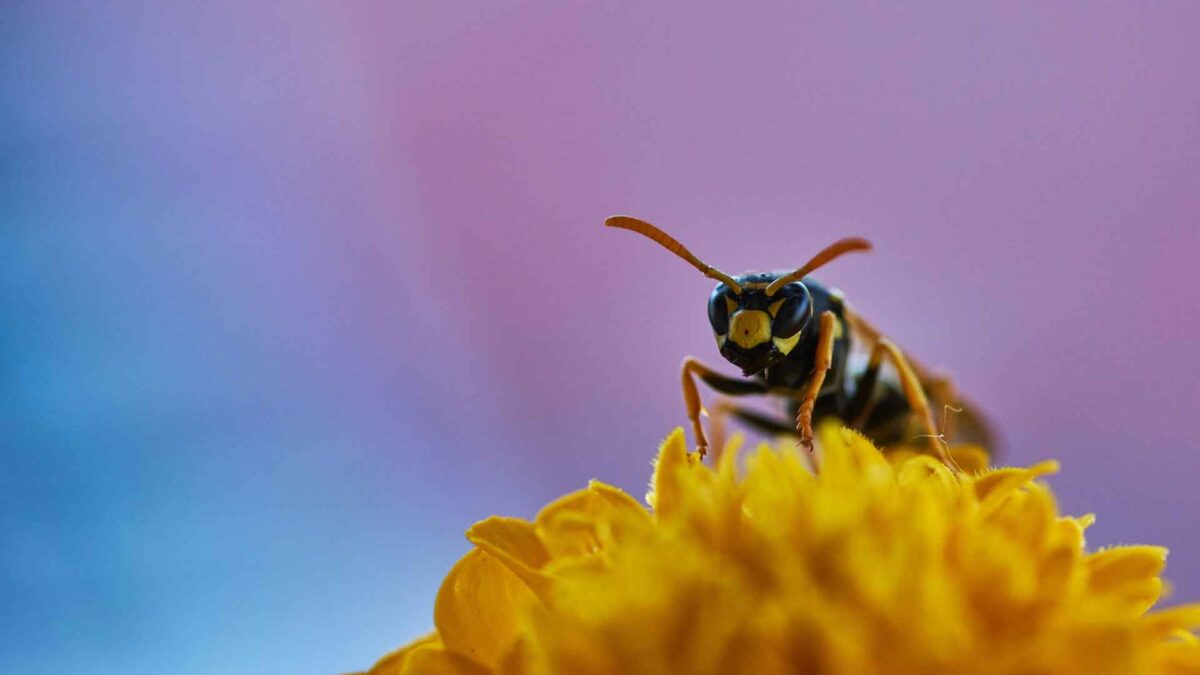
724,296,738,315
716,333,727,349
728,310,771,349
768,298,785,317
773,331,802,355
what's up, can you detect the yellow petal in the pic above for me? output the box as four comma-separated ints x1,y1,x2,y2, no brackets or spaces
1142,604,1200,639
533,482,648,562
1088,546,1168,585
714,433,743,486
1088,545,1168,588
816,424,890,486
533,489,600,559
586,480,649,520
889,443,989,475
497,637,536,675
361,426,1200,674
973,461,1059,507
1087,545,1168,615
361,633,439,675
1055,623,1138,675
402,643,492,675
466,517,553,599
948,444,990,474
466,518,549,570
434,549,536,668
647,427,691,519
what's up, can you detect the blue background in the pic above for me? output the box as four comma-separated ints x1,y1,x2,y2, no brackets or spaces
4,3,1199,672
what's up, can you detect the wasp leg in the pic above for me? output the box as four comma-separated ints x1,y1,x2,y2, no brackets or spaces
845,303,993,456
682,357,768,457
853,338,957,470
719,401,797,435
924,374,960,439
796,311,838,452
707,398,799,464
843,303,940,383
846,356,884,430
707,398,734,461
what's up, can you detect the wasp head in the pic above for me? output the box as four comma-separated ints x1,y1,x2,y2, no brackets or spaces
604,215,869,376
708,275,813,376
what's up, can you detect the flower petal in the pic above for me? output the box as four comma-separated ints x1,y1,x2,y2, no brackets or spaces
817,425,890,486
1087,545,1169,614
466,518,549,570
533,481,649,563
401,643,493,675
948,444,990,474
647,427,692,519
974,461,1059,504
360,633,439,675
1142,604,1200,639
534,489,601,559
586,480,648,519
364,427,1200,674
434,549,536,668
466,517,553,599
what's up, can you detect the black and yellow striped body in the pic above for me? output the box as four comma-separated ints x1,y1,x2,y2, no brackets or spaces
602,214,990,458
707,273,978,449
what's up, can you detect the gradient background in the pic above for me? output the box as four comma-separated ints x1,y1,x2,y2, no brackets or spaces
3,2,1198,673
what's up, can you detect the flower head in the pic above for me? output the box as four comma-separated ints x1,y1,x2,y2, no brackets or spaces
360,426,1200,675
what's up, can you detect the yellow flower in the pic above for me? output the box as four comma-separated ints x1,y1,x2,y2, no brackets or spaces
358,426,1200,675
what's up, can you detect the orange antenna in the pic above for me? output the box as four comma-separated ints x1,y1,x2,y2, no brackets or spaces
764,237,872,296
605,215,744,294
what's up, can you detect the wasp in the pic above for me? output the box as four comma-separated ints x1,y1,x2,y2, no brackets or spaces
606,215,992,467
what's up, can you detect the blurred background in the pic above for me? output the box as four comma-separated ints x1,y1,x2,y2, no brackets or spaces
3,2,1198,672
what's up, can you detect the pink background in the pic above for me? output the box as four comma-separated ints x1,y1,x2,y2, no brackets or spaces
3,2,1198,672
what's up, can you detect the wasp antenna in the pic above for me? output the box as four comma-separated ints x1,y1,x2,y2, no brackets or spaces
605,215,743,294
765,237,873,296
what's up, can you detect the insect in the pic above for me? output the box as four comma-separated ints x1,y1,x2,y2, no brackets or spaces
606,215,992,467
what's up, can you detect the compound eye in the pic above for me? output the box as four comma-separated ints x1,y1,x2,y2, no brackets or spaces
707,285,733,334
769,283,812,338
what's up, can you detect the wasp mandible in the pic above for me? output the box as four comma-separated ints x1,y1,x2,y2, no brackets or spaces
606,215,992,467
